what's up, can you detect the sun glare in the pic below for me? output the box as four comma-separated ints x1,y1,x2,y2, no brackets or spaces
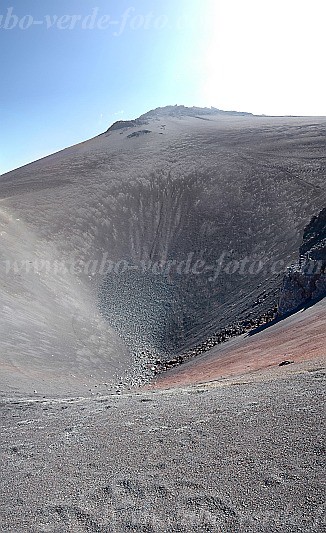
196,0,325,115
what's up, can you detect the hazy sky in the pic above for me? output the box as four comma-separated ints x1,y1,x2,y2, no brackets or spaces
1,0,325,174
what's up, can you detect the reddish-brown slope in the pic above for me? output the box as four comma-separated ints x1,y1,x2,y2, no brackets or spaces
152,298,326,389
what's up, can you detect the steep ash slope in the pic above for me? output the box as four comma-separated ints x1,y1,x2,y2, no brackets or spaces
0,107,325,394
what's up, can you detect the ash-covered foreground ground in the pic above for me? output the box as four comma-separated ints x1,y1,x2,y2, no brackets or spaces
1,369,325,532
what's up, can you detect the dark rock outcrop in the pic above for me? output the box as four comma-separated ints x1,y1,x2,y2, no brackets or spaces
300,207,326,260
127,130,151,139
278,208,326,316
106,118,147,133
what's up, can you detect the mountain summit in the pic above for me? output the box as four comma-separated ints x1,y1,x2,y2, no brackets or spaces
106,104,253,132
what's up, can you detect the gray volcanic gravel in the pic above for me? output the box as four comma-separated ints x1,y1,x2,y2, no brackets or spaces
0,370,325,532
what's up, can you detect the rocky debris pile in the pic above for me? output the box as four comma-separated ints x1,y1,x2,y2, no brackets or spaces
104,304,278,391
278,208,326,317
147,306,277,376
